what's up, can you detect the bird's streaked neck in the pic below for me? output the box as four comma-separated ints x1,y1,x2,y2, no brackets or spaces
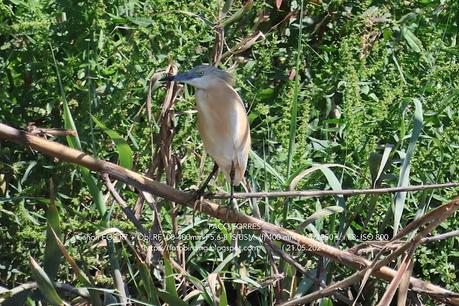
185,76,229,90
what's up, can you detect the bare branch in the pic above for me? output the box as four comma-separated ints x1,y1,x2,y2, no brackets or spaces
27,125,77,137
421,230,459,243
0,281,91,304
211,182,459,199
102,173,148,237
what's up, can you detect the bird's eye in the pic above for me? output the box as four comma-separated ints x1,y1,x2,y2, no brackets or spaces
198,71,204,76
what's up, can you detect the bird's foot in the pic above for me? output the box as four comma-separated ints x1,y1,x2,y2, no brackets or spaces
225,198,238,221
192,195,205,225
181,186,208,202
192,187,212,201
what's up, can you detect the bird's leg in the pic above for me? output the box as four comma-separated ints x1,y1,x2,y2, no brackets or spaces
229,161,235,206
225,161,236,221
194,162,219,199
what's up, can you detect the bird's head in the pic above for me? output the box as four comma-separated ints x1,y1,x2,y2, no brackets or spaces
161,65,234,89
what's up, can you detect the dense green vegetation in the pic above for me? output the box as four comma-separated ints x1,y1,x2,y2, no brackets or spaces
1,0,458,305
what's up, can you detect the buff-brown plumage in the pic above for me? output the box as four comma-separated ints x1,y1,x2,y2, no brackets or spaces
195,80,250,185
163,65,251,186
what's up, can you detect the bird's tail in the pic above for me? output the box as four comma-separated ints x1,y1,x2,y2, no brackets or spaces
233,166,244,186
221,157,247,186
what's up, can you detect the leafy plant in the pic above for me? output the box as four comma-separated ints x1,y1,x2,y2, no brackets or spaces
1,0,458,305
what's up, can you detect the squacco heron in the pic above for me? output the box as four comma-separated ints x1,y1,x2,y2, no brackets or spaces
162,65,251,200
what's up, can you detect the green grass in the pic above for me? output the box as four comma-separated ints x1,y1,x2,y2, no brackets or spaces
1,0,459,305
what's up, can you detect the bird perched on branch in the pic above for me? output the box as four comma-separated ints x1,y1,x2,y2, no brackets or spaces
161,65,251,201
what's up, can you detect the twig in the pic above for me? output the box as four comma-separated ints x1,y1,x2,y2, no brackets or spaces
210,182,459,199
351,219,459,256
0,123,458,305
421,230,459,243
0,282,37,303
376,245,416,306
102,173,148,236
27,124,77,137
220,31,265,60
212,25,224,65
0,282,91,304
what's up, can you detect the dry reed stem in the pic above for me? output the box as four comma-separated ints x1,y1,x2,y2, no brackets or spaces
211,182,459,199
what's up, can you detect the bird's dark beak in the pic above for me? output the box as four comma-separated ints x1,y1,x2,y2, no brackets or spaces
160,75,176,82
160,72,191,82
